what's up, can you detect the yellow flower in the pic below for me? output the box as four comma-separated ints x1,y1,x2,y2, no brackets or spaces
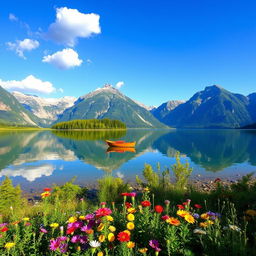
128,207,136,213
50,223,59,228
97,223,105,232
127,241,135,249
22,217,30,221
200,213,209,220
199,222,208,228
143,187,150,192
139,248,148,253
97,252,104,256
79,216,86,220
4,242,15,249
127,213,135,221
206,220,214,225
245,209,256,216
184,214,195,224
177,210,189,217
127,222,135,230
68,216,77,223
98,234,106,242
124,230,131,235
108,233,115,242
106,215,114,221
109,225,116,232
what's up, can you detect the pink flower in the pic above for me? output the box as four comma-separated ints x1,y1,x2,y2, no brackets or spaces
95,207,112,217
40,227,48,233
149,239,161,252
161,215,170,221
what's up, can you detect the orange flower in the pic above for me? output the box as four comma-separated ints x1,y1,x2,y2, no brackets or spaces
184,214,195,224
127,241,135,248
200,213,209,220
177,210,189,217
166,217,180,226
199,222,208,228
85,229,94,234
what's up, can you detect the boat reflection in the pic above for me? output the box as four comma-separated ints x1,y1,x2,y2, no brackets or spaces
106,147,136,153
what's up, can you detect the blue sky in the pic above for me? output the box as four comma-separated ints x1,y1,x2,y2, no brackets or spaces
0,0,255,106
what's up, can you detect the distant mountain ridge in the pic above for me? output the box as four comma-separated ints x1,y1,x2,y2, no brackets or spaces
12,91,76,126
55,84,166,128
0,86,39,126
159,85,256,128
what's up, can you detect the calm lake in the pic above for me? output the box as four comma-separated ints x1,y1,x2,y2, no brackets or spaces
0,129,256,193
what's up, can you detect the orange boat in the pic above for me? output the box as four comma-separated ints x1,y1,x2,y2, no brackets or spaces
105,140,136,148
107,147,136,153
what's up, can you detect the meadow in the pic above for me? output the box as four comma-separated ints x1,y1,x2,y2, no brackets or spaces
0,153,256,255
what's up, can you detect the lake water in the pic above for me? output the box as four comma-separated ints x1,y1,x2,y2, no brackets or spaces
0,129,256,193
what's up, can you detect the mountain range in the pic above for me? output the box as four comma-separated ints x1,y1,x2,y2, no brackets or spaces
1,84,256,128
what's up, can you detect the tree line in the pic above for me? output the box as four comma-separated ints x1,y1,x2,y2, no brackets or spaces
51,119,126,130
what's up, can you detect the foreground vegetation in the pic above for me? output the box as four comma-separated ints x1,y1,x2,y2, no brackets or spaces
0,154,256,255
52,119,126,130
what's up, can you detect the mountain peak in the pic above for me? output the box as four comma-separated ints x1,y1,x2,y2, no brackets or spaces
205,84,223,91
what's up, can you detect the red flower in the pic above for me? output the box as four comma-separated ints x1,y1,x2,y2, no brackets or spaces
182,202,188,206
0,227,8,232
177,204,185,209
154,205,164,213
141,200,151,207
125,202,132,209
121,193,129,196
95,207,112,217
161,215,170,221
214,178,221,183
66,227,76,234
194,204,202,209
117,231,130,242
43,188,51,192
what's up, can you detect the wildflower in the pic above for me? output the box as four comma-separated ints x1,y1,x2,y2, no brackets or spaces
89,240,101,248
98,234,106,242
193,228,207,235
199,222,208,228
149,240,161,252
43,188,51,192
100,202,106,206
0,223,8,227
41,191,51,198
166,217,180,226
206,220,214,225
177,204,185,209
4,242,15,249
127,241,135,248
108,233,115,242
85,229,94,234
183,202,188,206
97,252,104,256
184,214,195,224
0,227,8,232
97,223,105,232
139,248,148,253
109,225,116,232
124,230,131,235
50,223,59,228
129,192,137,197
79,216,86,220
49,237,67,252
12,221,20,225
127,213,135,221
117,231,130,242
121,192,129,196
25,222,31,226
40,227,48,233
127,222,135,230
125,202,132,208
228,225,241,232
177,210,189,217
193,213,200,219
85,214,95,220
95,208,112,217
22,217,30,221
164,200,170,205
106,215,114,221
128,207,136,213
71,235,82,243
194,204,202,209
143,187,150,192
154,205,164,213
200,213,209,220
68,216,77,223
161,215,170,221
245,209,256,216
141,200,151,207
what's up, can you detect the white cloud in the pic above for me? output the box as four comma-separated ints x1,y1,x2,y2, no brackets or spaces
6,38,39,59
116,81,124,89
42,48,83,69
9,13,18,21
0,75,56,94
46,7,101,46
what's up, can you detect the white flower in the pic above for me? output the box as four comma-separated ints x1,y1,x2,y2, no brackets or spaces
193,228,207,235
228,225,241,232
89,240,101,248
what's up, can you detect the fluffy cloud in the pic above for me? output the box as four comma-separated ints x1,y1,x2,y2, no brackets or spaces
0,75,56,94
42,48,83,69
6,38,39,59
46,7,101,46
116,81,124,89
9,13,18,21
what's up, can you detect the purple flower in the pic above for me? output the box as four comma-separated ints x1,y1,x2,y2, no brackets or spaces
59,243,68,253
85,214,95,220
71,235,81,243
149,240,161,251
49,237,68,251
193,213,200,219
81,220,95,232
0,223,8,227
80,236,88,244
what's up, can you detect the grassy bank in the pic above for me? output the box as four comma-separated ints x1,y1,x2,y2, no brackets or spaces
0,154,256,255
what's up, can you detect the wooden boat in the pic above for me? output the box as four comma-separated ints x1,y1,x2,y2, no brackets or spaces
105,140,136,148
107,147,136,153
